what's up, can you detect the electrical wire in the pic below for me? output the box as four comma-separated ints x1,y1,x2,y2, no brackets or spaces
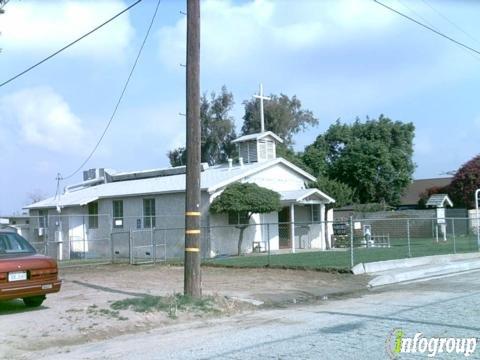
420,0,480,47
0,0,143,88
373,0,480,57
61,0,162,181
396,0,439,32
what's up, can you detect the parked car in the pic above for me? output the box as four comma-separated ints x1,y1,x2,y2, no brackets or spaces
0,230,61,307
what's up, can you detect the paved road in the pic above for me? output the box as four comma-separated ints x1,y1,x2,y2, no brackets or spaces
35,271,480,359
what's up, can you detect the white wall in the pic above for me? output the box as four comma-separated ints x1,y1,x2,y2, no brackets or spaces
245,163,308,191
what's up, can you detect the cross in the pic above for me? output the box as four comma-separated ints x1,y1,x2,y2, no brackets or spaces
253,83,271,133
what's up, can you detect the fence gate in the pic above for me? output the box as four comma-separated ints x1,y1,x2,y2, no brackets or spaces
111,231,130,263
130,229,155,265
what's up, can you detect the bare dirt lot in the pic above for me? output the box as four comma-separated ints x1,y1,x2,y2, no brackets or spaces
0,264,369,359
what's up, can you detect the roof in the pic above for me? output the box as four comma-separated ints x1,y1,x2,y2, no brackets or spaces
400,177,452,205
232,131,283,144
426,194,453,208
25,158,319,210
279,189,335,204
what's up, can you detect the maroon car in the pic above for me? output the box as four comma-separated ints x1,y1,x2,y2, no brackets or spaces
0,230,61,307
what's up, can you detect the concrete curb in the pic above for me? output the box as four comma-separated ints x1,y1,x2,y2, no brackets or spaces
352,252,480,275
368,259,480,287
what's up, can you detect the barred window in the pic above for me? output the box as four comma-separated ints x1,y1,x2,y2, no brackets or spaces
143,198,156,228
311,205,321,222
228,211,249,225
88,202,98,229
112,200,124,228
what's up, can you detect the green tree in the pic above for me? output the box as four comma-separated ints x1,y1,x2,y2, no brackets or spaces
209,183,281,256
241,93,318,146
167,86,236,166
167,147,187,167
311,177,353,209
304,116,415,206
447,154,480,208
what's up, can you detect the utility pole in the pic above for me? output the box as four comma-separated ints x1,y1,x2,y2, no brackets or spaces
184,0,201,297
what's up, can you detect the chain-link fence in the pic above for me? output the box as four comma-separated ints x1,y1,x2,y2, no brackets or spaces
7,214,480,269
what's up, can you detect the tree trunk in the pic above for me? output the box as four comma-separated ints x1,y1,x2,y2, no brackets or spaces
237,226,247,256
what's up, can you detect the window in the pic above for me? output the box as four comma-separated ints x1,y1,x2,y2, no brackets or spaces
88,201,98,229
112,200,124,228
228,211,249,225
311,205,320,222
38,210,48,228
143,198,156,228
0,233,35,255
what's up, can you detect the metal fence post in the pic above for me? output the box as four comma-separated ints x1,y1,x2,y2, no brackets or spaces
407,219,411,258
129,229,133,265
477,213,480,251
349,216,354,268
267,223,271,267
452,218,456,254
152,227,156,264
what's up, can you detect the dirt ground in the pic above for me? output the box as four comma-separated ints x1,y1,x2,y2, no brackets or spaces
0,264,369,359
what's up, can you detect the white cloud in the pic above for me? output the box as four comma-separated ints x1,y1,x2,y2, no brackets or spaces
0,87,87,153
158,0,396,69
1,0,134,58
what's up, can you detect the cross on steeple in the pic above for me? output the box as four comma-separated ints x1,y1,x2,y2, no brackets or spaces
253,83,271,133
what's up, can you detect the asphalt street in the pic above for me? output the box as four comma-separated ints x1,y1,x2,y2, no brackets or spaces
34,271,480,360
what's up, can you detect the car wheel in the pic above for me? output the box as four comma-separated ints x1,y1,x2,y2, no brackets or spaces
23,296,46,307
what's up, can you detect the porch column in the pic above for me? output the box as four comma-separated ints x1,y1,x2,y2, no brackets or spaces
290,203,295,253
320,204,325,249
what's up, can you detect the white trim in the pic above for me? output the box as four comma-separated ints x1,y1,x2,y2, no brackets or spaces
296,188,335,204
79,197,99,206
232,131,284,144
207,158,316,193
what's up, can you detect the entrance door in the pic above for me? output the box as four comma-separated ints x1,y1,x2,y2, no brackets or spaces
278,207,291,249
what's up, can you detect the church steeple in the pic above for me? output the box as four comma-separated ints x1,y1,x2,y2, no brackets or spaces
232,84,283,163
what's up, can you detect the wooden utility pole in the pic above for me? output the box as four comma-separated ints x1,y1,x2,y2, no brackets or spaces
184,0,201,297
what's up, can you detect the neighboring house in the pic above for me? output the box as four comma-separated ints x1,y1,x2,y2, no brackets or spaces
0,215,31,237
25,131,335,260
398,177,453,209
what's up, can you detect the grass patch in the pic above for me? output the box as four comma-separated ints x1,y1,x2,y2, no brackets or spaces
206,235,479,271
110,293,220,319
87,304,128,321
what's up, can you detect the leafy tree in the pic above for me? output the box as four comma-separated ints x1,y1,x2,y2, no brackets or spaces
447,154,480,208
276,144,313,174
304,116,415,206
167,147,187,167
241,93,318,146
209,183,281,255
167,86,236,166
310,177,353,209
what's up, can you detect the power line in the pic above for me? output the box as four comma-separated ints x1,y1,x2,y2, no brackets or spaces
373,0,480,57
61,0,162,181
420,0,480,47
396,0,439,32
0,0,143,88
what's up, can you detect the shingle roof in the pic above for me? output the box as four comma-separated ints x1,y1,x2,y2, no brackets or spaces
400,177,452,205
426,194,453,208
25,158,318,209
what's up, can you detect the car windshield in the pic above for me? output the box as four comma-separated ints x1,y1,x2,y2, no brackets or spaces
0,232,36,255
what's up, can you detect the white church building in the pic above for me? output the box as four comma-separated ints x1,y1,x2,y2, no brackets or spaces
25,130,334,260
25,85,334,261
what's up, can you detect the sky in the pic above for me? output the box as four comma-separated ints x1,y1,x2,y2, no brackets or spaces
0,0,479,214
